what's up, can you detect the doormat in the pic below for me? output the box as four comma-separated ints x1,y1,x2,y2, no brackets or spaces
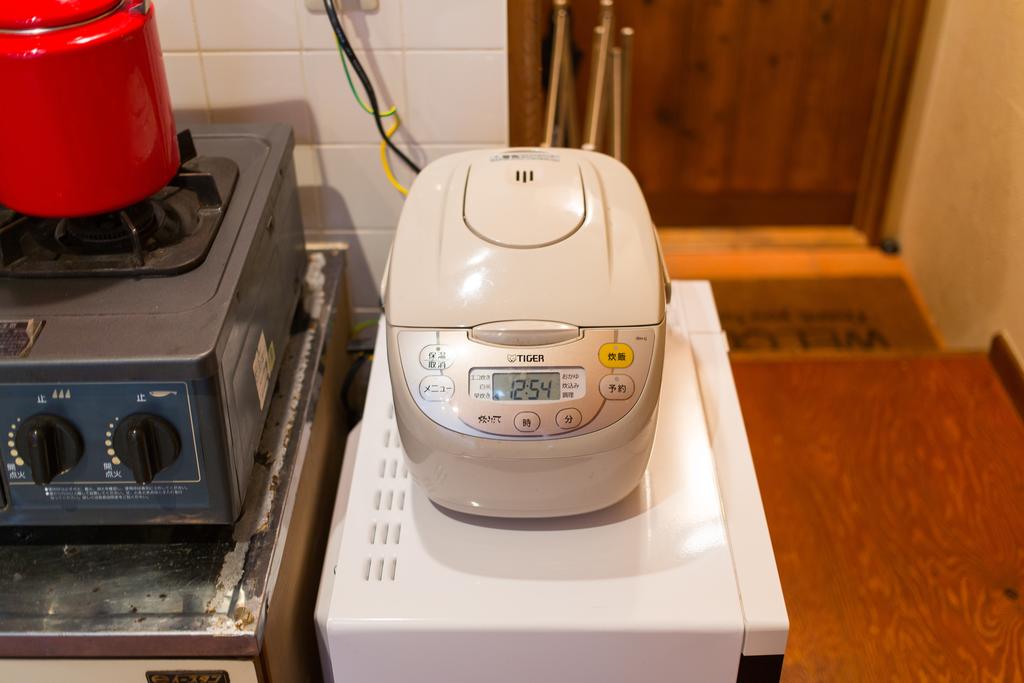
710,278,940,354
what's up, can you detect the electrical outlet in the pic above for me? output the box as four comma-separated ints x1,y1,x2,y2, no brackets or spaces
304,0,379,12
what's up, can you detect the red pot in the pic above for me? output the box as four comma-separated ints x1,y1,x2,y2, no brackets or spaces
0,0,179,218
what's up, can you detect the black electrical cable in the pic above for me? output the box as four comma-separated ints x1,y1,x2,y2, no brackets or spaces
323,0,422,175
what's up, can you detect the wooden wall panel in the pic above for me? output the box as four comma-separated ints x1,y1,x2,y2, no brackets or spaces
662,0,742,194
832,0,896,192
784,0,853,191
561,0,903,227
727,0,810,192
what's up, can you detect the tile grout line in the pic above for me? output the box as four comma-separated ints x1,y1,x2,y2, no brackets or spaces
293,0,324,229
293,0,317,146
308,142,507,149
164,47,505,55
186,0,213,120
499,2,511,146
187,50,306,57
313,227,399,233
396,0,419,169
295,0,311,51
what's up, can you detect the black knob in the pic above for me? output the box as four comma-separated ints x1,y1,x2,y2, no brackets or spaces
16,415,84,485
114,414,181,485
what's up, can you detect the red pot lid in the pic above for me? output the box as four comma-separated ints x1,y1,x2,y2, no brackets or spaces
0,0,122,31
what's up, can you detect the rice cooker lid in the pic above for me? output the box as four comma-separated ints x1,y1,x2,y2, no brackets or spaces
463,155,586,248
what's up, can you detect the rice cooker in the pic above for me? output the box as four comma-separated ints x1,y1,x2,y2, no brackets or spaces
383,148,668,518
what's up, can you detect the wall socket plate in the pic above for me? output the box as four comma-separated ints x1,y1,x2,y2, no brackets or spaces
305,0,380,12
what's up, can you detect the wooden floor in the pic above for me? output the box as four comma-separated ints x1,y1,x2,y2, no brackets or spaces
662,234,1024,680
735,356,1024,681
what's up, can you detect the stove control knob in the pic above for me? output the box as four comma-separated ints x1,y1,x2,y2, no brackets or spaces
16,415,84,485
115,414,182,485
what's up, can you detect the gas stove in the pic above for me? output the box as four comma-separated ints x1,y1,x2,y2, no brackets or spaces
0,132,237,278
0,124,307,526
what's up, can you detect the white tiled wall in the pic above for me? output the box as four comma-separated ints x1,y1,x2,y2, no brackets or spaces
156,0,509,311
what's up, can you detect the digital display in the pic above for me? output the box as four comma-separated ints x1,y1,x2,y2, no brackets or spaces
492,372,561,401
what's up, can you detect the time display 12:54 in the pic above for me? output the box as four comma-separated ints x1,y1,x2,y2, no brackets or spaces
491,372,561,401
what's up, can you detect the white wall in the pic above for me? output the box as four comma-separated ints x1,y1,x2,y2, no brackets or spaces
885,0,1024,350
155,0,509,311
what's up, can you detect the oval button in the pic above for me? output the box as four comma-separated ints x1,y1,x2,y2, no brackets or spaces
555,407,583,430
418,375,455,402
419,345,453,370
514,411,540,433
598,343,633,368
599,374,635,400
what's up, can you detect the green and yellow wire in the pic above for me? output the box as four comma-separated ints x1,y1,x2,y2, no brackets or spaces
351,318,378,337
338,41,409,196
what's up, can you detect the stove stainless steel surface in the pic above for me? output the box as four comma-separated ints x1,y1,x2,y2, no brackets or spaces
0,124,307,526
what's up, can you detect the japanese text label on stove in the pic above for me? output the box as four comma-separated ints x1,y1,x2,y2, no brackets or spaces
0,321,44,358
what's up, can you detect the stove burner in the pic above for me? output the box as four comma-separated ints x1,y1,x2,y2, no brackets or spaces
0,131,239,278
57,200,180,255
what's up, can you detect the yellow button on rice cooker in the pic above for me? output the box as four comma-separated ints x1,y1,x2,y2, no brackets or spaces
599,342,633,368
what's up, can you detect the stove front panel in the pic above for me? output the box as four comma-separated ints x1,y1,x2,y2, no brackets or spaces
0,124,303,526
0,379,233,525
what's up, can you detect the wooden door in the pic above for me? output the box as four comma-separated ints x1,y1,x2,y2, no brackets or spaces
509,0,928,239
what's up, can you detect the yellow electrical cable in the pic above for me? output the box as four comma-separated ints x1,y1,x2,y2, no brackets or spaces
380,115,409,196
